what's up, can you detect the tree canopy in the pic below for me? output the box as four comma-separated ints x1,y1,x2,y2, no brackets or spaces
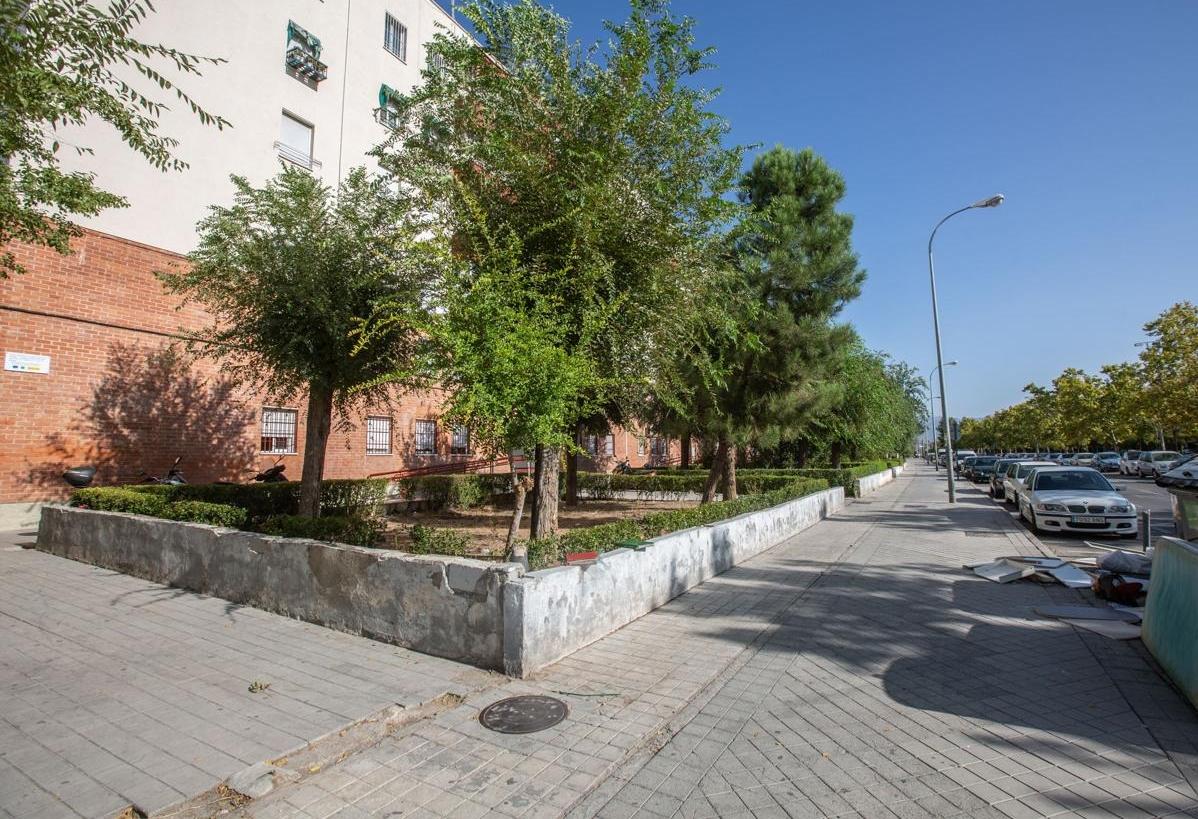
0,0,227,276
160,166,432,515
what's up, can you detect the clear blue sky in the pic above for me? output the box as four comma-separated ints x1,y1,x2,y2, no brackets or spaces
444,0,1198,419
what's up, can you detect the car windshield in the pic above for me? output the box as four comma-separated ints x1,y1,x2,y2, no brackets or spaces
1034,470,1113,492
1076,453,1093,458
1096,452,1118,458
1153,452,1179,461
973,457,997,466
1126,452,1140,459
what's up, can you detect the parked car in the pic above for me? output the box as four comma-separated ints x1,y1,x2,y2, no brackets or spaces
1069,453,1095,466
1015,466,1137,537
1003,460,1055,504
954,450,977,470
967,455,998,483
1136,451,1180,478
990,458,1022,498
1119,450,1141,475
1092,452,1121,472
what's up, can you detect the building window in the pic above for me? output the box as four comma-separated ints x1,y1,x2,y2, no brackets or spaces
261,408,297,454
427,50,446,73
604,434,615,457
415,419,436,455
651,437,669,460
450,425,470,455
277,111,318,169
384,13,407,61
366,416,392,455
636,437,645,456
375,84,401,130
285,20,328,88
584,435,597,456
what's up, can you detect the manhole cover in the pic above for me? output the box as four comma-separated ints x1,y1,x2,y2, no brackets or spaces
479,695,568,734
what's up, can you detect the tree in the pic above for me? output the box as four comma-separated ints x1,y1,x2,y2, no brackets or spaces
1,0,228,277
159,166,431,517
689,145,865,496
1140,300,1198,445
374,0,742,535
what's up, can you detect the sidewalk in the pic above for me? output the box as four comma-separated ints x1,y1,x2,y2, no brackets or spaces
240,465,1198,818
0,529,498,819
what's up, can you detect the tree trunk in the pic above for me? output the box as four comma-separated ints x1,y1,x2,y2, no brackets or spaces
531,445,560,538
566,422,582,505
720,439,738,501
680,433,691,469
529,444,543,530
796,441,811,467
830,441,843,469
298,384,334,517
702,436,728,504
506,471,533,567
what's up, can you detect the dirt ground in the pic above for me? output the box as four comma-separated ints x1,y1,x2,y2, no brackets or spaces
383,498,696,558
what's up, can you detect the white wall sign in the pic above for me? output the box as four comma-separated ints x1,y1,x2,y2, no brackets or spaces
4,352,52,375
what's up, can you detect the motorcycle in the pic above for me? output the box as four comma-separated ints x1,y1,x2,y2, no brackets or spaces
62,456,186,489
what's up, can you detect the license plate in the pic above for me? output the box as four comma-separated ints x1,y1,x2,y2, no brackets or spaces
1072,515,1105,524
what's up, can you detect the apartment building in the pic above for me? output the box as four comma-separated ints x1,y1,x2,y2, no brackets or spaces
0,0,681,524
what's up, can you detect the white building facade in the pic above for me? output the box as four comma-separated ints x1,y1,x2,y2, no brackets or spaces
60,0,466,254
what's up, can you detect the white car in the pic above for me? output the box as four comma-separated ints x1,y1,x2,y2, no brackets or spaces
1016,466,1137,537
1002,460,1054,504
1137,450,1180,478
1069,453,1095,466
1119,450,1141,475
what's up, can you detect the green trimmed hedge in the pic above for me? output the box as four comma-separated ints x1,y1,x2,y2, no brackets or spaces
126,478,387,522
257,514,383,547
524,476,828,570
407,524,472,556
577,464,899,498
70,488,246,528
392,474,511,511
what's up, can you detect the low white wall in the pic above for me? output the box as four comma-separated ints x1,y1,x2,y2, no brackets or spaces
502,486,845,677
855,463,904,496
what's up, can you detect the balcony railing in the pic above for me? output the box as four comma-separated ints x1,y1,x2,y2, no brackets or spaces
273,141,321,171
285,45,328,87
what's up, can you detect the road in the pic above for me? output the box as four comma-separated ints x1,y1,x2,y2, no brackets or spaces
953,469,1177,560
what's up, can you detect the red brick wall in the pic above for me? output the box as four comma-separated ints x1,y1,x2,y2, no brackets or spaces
1,231,680,504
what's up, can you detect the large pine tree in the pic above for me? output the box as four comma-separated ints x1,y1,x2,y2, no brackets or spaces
696,146,866,499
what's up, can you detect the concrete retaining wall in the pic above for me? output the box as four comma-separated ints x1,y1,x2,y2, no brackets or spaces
501,486,845,676
1142,536,1198,709
855,463,905,497
37,464,899,678
36,505,520,670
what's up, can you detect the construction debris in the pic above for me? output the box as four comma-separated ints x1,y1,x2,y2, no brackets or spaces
1097,549,1153,575
972,559,1036,583
1034,605,1141,623
1060,618,1142,640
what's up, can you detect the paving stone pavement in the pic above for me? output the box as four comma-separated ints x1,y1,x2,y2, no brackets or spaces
239,465,1198,819
0,529,497,819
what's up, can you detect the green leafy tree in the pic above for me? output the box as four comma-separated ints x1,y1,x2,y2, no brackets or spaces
160,167,431,517
1140,300,1198,445
690,146,865,496
373,0,742,535
1,0,228,276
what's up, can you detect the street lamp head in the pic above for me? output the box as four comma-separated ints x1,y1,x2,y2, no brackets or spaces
972,194,1005,209
946,360,959,366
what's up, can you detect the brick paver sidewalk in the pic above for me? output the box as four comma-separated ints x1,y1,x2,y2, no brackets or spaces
0,530,497,819
241,465,1198,818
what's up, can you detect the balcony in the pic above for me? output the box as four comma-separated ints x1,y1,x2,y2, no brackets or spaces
273,141,321,172
286,45,328,89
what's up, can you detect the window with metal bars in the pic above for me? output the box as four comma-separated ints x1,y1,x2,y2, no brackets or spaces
366,416,392,455
584,435,597,456
651,437,669,459
450,425,469,455
415,419,436,455
604,434,615,457
261,408,297,454
384,13,407,61
636,437,645,456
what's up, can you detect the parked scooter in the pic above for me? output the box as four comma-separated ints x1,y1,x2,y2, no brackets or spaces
62,456,186,489
214,458,288,485
141,456,187,485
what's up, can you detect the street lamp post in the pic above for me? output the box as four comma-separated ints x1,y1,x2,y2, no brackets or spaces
927,361,958,471
928,194,1004,502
